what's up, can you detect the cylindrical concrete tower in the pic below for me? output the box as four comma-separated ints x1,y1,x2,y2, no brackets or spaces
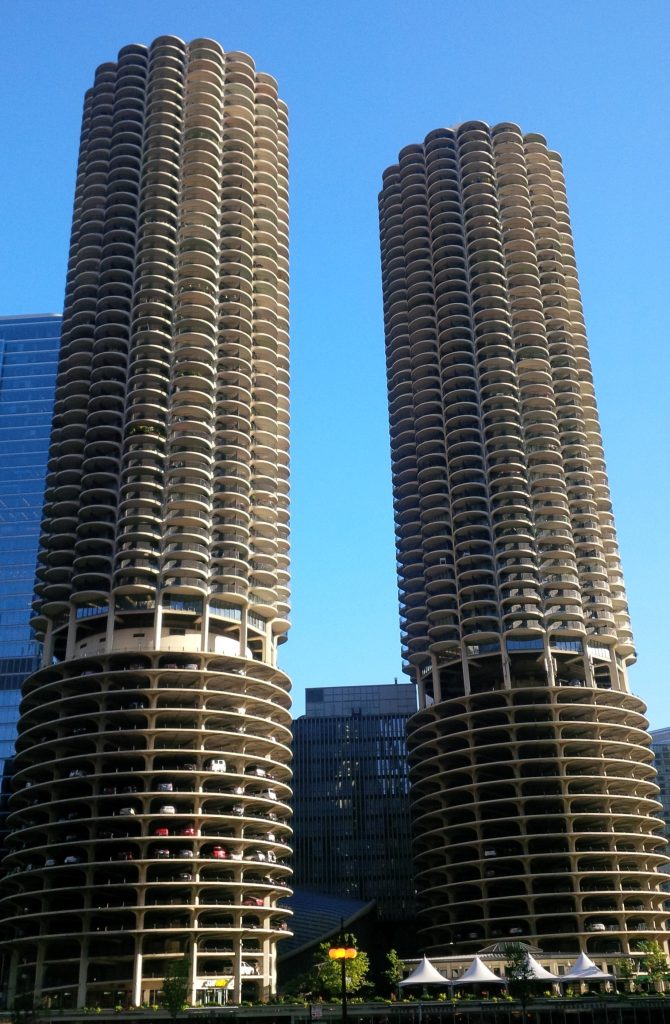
379,122,668,958
1,37,291,1010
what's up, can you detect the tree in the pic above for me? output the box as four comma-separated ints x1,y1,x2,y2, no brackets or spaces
383,949,405,995
637,941,667,991
614,957,637,993
313,935,370,997
162,959,190,1018
501,944,535,1017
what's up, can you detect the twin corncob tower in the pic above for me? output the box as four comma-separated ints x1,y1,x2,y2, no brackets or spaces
379,123,668,955
0,35,666,1011
2,37,291,1008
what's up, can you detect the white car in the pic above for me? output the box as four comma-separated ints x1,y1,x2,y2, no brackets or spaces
159,805,176,814
119,807,136,816
207,758,227,773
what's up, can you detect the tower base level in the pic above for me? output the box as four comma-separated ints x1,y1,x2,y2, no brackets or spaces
1,642,293,1010
407,684,669,957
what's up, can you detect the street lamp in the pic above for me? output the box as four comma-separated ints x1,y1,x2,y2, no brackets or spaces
328,944,357,1024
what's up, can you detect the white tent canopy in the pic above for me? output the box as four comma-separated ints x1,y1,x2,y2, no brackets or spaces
455,956,505,985
399,956,451,987
561,953,611,982
526,955,559,981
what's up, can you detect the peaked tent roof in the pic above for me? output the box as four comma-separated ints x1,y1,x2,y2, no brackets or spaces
527,955,559,981
456,956,505,985
561,952,611,981
399,956,451,987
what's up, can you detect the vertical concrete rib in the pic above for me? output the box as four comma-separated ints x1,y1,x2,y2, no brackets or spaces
379,121,667,958
1,37,291,1010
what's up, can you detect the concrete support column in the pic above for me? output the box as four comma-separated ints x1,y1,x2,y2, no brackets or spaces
263,938,273,996
233,941,243,1003
33,943,45,1006
76,942,88,1010
416,672,426,710
262,624,273,666
132,951,143,1009
501,651,512,689
189,937,198,1007
239,607,248,657
460,646,471,695
65,604,77,660
105,599,116,653
431,655,442,704
201,600,210,654
610,650,625,692
543,640,556,686
153,601,163,651
41,620,54,668
7,950,19,1008
618,659,630,693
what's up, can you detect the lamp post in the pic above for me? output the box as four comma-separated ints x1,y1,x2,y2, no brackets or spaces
328,944,357,1024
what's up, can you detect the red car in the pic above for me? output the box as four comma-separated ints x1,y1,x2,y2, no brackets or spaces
180,826,196,836
153,827,170,837
210,846,229,860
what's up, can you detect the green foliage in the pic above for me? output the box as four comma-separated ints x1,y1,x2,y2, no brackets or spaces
615,957,638,991
615,958,637,979
279,970,316,1001
161,959,190,1019
638,941,667,986
501,943,534,984
383,949,405,989
312,935,370,997
501,943,535,1006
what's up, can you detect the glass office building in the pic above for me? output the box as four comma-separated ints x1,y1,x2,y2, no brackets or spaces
0,314,60,784
292,684,417,919
650,729,670,858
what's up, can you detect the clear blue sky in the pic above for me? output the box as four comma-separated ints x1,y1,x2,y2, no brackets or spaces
1,0,668,721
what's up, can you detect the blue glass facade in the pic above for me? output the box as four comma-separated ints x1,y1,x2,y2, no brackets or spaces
650,728,670,856
0,314,61,782
291,683,417,920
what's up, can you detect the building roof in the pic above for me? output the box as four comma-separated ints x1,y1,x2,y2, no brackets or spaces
277,888,376,961
562,953,611,981
399,957,450,986
456,957,505,985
